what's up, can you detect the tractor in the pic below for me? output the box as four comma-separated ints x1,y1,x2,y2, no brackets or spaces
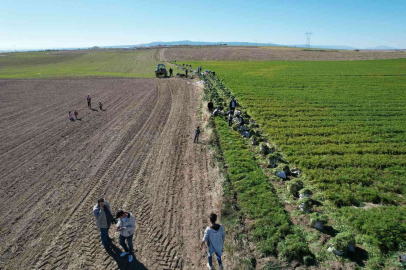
155,64,167,78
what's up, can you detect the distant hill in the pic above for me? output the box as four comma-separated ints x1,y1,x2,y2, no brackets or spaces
128,40,399,50
365,46,398,50
135,40,279,47
0,41,401,52
292,44,358,50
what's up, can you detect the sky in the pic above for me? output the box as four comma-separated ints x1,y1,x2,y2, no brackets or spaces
1,0,405,50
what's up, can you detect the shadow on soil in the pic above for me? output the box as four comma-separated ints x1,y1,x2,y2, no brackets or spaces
323,225,339,237
194,140,210,145
348,246,369,267
106,242,148,270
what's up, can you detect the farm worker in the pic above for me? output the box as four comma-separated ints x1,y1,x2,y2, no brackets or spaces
116,210,136,263
208,100,214,112
229,97,237,114
93,198,116,251
99,102,103,110
185,69,188,78
87,95,91,108
200,213,225,270
74,110,78,120
169,68,173,77
194,126,201,143
228,112,233,127
238,115,244,126
68,111,74,121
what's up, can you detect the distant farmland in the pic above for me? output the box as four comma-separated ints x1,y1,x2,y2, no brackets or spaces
185,59,406,263
163,46,406,61
0,49,160,78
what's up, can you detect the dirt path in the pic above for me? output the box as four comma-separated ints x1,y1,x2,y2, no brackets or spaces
0,77,219,269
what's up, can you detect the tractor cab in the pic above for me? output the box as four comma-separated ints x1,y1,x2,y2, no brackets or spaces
156,64,166,72
155,64,168,77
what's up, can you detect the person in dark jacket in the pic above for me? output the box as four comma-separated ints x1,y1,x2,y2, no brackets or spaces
185,69,188,78
194,126,201,143
229,97,237,114
87,95,91,108
208,100,214,112
93,198,115,250
238,115,244,126
228,113,233,127
169,68,173,77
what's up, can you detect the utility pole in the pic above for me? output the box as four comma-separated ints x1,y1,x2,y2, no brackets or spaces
305,32,313,48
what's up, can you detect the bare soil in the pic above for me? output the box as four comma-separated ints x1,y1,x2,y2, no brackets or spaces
163,46,406,61
0,77,218,269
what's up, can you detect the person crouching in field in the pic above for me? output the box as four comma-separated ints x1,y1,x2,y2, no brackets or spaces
68,111,74,121
194,126,201,143
228,112,233,127
116,210,136,263
93,198,116,251
208,100,214,112
200,213,225,270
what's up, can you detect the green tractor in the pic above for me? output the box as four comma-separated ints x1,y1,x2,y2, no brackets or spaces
155,64,167,78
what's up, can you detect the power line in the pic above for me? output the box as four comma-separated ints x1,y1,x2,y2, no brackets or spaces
305,32,313,48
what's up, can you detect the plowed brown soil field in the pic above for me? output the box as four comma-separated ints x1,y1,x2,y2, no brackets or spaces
162,46,406,61
0,78,219,269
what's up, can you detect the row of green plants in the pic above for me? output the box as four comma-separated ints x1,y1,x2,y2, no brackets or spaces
184,59,406,268
214,117,299,255
190,67,314,264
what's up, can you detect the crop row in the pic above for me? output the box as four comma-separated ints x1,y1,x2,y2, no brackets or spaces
185,59,406,256
214,116,299,256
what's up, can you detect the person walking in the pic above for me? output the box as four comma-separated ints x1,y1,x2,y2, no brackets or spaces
228,112,233,127
87,95,92,109
93,198,116,250
74,110,78,120
116,210,136,263
185,69,188,78
229,97,237,114
208,100,214,112
99,102,103,110
200,213,225,270
169,68,173,77
194,126,201,143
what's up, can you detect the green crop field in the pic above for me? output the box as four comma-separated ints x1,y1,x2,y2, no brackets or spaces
0,49,160,78
186,59,406,265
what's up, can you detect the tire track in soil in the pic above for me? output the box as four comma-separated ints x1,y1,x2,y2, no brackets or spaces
0,79,151,206
0,78,157,269
1,78,218,270
34,82,166,270
75,80,173,270
0,82,137,177
0,85,153,225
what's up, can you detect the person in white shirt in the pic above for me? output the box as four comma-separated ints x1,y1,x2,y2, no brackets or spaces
116,210,136,263
200,213,225,270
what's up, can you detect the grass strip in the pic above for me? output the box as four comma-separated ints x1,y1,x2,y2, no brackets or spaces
214,116,293,256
